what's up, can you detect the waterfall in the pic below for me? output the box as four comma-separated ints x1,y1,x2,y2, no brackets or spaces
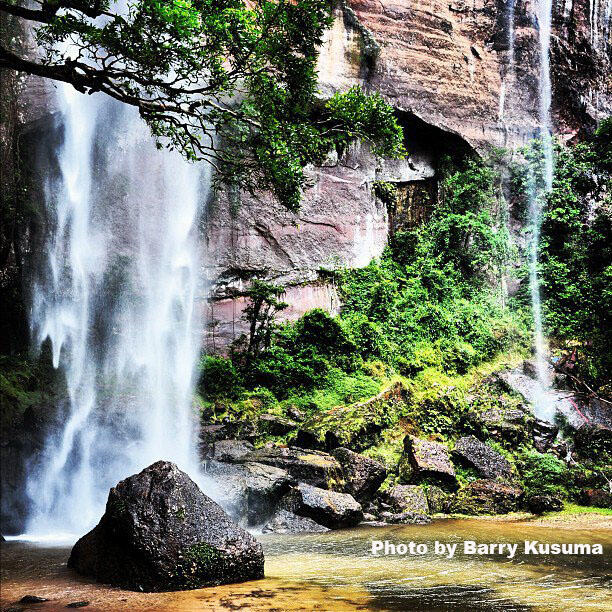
526,0,555,421
24,83,212,539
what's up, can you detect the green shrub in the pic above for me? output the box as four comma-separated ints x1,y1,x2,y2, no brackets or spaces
517,449,569,498
198,356,242,399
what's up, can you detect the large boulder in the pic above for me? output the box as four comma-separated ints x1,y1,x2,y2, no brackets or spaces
207,461,294,526
280,483,363,529
68,461,264,591
332,447,387,501
257,414,298,436
479,407,533,444
228,446,345,490
527,495,563,514
581,488,612,509
261,509,330,534
399,436,456,486
452,436,513,480
385,485,430,515
425,485,451,514
451,479,523,515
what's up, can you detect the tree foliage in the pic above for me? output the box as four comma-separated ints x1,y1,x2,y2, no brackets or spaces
0,0,405,210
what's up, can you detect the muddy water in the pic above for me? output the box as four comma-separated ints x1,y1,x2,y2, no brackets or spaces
1,519,610,611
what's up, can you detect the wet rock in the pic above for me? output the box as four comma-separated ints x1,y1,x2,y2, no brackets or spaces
66,603,89,609
229,446,345,491
386,485,429,515
258,414,298,436
213,439,254,462
19,595,49,604
261,509,330,534
532,420,559,453
399,436,456,486
452,436,513,480
425,485,451,514
379,511,431,525
68,461,264,591
479,407,532,444
451,479,523,515
199,424,227,460
280,483,363,529
332,447,386,501
207,461,294,526
574,424,612,460
527,495,563,514
581,488,612,509
522,359,539,379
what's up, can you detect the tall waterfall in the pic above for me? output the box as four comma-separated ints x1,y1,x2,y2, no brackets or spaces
25,83,210,539
526,0,555,421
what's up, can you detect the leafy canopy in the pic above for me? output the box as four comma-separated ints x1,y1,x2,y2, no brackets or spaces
0,0,405,210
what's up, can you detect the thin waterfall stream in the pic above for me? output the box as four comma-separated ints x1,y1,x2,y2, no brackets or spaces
23,84,213,539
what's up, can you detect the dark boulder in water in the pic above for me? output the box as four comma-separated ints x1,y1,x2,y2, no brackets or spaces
68,461,264,592
280,483,363,529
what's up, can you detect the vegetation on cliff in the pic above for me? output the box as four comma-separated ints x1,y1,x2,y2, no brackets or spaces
0,0,404,211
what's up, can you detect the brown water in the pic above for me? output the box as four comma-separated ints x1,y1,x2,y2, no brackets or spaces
1,519,610,611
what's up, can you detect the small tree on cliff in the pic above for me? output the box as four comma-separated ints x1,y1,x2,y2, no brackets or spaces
241,280,287,358
0,0,405,211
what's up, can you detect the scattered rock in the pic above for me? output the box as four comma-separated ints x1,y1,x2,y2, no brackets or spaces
229,446,345,490
425,485,450,514
19,595,49,604
451,479,523,515
362,512,378,521
452,436,513,480
532,420,559,453
66,603,89,609
386,485,429,515
294,429,325,451
379,511,431,525
479,407,532,444
258,414,298,436
213,439,254,462
281,483,363,529
581,488,612,509
522,359,538,379
68,461,264,591
261,509,329,534
207,461,294,526
332,447,386,501
399,436,456,486
527,495,563,514
286,406,305,422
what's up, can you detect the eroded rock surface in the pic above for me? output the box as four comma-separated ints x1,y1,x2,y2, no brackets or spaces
452,436,513,480
332,447,387,501
281,483,363,529
399,436,456,486
386,484,430,515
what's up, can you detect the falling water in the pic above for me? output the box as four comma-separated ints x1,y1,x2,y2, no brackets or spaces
24,82,211,538
526,0,555,421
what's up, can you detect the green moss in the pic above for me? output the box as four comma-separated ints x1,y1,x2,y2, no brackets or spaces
175,542,226,588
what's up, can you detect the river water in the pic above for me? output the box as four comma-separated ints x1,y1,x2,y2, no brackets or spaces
2,519,610,611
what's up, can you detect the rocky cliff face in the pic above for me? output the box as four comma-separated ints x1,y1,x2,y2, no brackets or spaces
6,1,611,350
202,0,611,349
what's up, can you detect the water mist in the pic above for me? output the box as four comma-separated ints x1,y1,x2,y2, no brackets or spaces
25,83,212,539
